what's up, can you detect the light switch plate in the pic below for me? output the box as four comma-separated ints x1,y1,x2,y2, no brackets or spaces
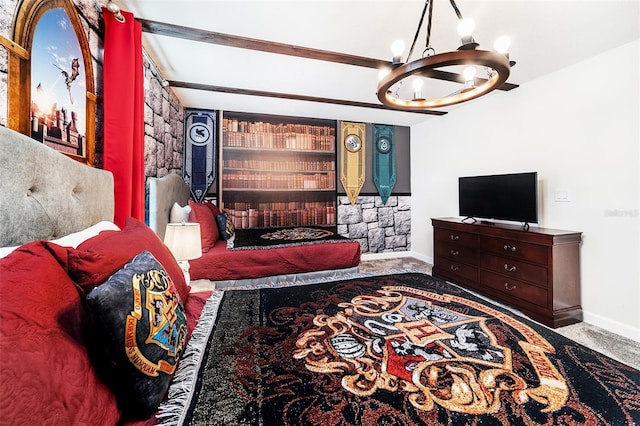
554,189,571,202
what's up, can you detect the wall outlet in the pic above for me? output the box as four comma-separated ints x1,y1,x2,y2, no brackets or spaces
554,189,571,202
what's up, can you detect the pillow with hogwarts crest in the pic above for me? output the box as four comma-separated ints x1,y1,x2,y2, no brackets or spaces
85,250,187,419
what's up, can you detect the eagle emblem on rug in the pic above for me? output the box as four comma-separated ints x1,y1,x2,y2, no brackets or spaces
294,286,569,415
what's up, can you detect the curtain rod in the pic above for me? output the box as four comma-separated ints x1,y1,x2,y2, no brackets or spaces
106,1,125,23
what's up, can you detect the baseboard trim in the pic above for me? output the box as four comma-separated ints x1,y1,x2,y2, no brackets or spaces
361,251,433,266
582,310,640,343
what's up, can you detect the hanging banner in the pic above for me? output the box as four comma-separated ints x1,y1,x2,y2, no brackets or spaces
184,109,217,202
372,124,396,205
339,121,366,205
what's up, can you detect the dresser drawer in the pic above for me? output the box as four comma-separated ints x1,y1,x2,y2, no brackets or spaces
434,243,477,266
479,254,548,285
480,270,548,308
479,236,548,265
434,228,477,249
434,257,478,283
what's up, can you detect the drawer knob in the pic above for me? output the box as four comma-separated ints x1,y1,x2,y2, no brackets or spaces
504,282,517,291
450,234,460,241
504,264,517,272
503,244,517,252
450,250,460,256
450,265,459,271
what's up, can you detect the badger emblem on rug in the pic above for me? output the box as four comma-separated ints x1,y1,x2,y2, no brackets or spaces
293,286,569,415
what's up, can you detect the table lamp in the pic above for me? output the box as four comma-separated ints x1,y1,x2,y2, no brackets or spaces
164,222,202,283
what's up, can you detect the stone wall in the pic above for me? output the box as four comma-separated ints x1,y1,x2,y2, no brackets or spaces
337,195,411,254
143,62,183,178
0,0,181,180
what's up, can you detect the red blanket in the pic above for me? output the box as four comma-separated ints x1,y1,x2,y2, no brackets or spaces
189,239,361,281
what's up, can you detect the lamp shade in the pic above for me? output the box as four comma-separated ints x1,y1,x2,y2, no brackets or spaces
164,223,202,261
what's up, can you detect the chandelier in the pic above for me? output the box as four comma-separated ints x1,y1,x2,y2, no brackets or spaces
376,0,514,110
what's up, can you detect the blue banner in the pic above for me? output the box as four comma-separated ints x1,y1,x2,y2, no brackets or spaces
372,124,396,205
184,109,217,202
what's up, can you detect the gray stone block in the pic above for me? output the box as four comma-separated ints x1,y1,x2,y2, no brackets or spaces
378,207,395,227
349,222,368,239
368,228,385,253
338,204,363,225
395,210,411,235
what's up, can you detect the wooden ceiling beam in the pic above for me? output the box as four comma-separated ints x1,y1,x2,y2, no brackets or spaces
138,18,518,91
167,81,448,116
138,18,387,69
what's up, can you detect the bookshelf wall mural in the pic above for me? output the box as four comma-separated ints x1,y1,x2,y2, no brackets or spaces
204,110,412,253
220,112,337,229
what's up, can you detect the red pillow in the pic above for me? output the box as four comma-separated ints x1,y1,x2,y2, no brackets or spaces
0,241,121,425
203,200,221,217
188,200,219,252
68,217,190,304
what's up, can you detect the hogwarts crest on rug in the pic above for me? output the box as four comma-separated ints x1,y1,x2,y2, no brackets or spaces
294,285,568,415
161,274,639,425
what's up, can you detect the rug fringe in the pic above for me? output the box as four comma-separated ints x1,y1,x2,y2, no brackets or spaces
155,291,224,426
215,268,420,291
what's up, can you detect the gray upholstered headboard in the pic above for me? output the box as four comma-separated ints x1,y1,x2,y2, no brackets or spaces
0,126,114,247
147,173,190,241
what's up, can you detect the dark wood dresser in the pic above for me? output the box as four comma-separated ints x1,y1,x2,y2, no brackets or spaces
431,217,582,328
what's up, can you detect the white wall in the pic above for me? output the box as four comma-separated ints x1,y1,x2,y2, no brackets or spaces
410,40,639,341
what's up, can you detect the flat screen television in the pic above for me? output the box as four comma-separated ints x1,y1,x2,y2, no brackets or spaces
458,172,538,224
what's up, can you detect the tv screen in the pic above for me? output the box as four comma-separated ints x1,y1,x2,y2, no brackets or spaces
458,172,538,224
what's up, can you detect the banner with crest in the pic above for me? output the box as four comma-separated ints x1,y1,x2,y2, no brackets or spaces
339,121,366,205
372,124,396,204
184,109,217,202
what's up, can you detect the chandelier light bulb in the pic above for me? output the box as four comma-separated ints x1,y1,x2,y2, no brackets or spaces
391,40,406,57
463,66,477,82
463,66,477,89
494,35,511,54
378,68,390,81
412,77,424,100
457,18,476,38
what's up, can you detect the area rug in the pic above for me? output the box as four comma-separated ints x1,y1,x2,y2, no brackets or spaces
231,226,347,250
158,273,640,425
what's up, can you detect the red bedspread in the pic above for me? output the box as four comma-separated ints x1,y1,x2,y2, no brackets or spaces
189,239,361,281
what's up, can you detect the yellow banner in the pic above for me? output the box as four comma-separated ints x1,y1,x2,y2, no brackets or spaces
340,122,366,205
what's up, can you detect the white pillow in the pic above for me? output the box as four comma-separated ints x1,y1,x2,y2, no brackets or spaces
0,245,19,259
170,202,191,223
52,221,120,248
0,221,120,259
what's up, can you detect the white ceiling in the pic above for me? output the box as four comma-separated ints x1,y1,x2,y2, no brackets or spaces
116,0,639,126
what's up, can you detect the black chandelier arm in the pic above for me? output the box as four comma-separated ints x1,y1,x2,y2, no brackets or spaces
449,0,463,20
407,0,431,63
424,0,435,55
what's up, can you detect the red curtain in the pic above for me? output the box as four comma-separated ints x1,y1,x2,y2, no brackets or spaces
102,8,144,228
